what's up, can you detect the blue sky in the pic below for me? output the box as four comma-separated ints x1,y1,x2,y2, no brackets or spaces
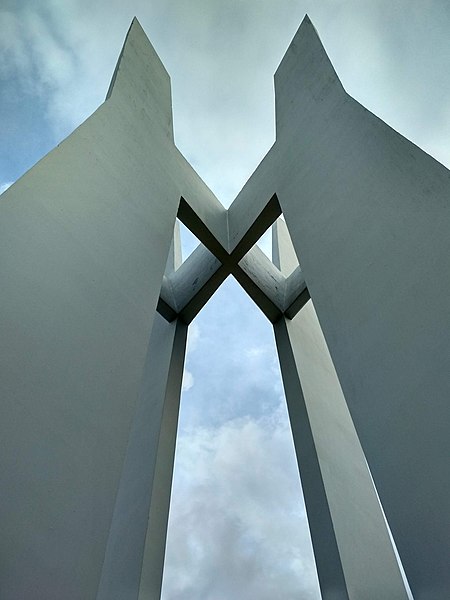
1,1,450,598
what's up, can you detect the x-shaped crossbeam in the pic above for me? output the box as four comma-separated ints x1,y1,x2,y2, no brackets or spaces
157,194,310,324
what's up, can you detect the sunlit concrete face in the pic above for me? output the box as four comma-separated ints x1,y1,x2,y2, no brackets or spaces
0,15,448,600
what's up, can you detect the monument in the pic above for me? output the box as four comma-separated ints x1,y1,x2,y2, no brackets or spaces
0,16,448,600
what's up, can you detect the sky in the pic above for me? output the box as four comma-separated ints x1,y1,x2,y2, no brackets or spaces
1,1,450,598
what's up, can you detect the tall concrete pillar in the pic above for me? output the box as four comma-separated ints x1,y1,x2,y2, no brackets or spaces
0,21,199,599
273,219,409,600
97,224,188,599
272,18,450,599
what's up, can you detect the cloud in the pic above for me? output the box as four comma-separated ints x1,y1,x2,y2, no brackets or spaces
180,324,200,392
0,8,77,116
4,0,449,194
166,277,322,597
0,1,306,203
186,321,201,353
178,279,284,429
182,369,194,392
0,11,33,82
0,181,13,195
307,0,450,169
162,402,320,600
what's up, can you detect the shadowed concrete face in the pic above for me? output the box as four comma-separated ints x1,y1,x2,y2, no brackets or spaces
96,225,188,600
274,19,450,599
0,19,221,600
1,14,448,600
273,220,409,600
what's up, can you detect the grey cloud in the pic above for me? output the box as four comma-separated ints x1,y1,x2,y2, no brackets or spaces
168,276,320,597
162,405,320,600
308,0,450,168
6,0,449,196
179,279,284,428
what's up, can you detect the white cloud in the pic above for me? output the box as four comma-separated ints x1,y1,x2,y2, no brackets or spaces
245,345,268,358
0,11,32,80
0,181,13,195
186,321,200,353
0,8,76,102
181,369,194,392
4,0,449,196
162,402,320,600
178,280,285,429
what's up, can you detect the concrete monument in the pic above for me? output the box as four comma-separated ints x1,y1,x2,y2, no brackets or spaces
0,15,448,600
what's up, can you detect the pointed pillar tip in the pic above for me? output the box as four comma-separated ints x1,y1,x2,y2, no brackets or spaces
273,13,343,135
130,16,141,28
295,13,320,41
105,14,174,141
107,16,171,91
274,12,340,86
296,14,316,33
128,16,144,36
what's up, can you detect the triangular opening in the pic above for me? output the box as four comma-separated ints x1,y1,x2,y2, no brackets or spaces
161,279,321,599
255,227,272,260
178,217,201,264
250,214,300,278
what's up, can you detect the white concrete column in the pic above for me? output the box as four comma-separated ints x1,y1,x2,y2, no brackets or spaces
267,16,450,597
0,22,185,599
97,224,188,599
97,315,187,600
273,220,409,600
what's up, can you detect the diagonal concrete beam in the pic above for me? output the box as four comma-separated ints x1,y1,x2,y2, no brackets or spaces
159,244,227,324
157,196,309,323
284,266,309,319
